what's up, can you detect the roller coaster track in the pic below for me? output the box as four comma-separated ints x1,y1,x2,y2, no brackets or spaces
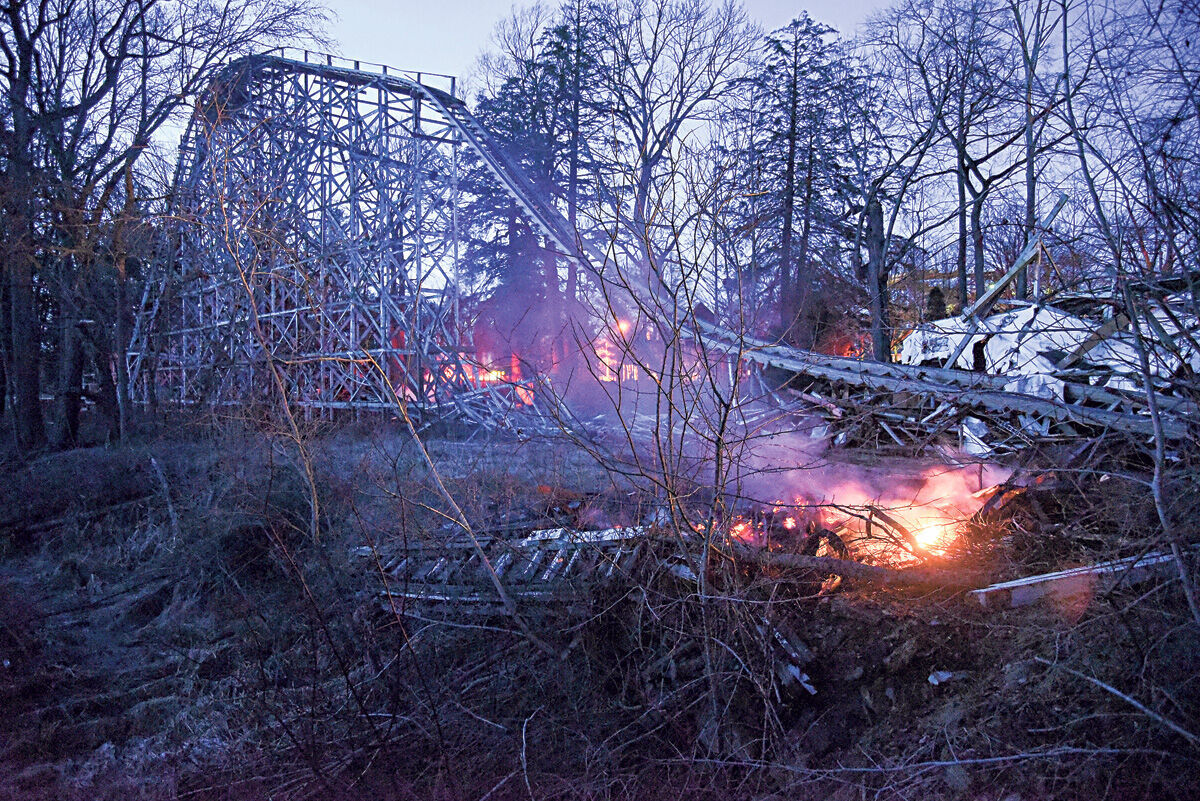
695,320,1192,446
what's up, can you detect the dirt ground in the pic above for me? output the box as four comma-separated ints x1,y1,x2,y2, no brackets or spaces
1,419,1197,800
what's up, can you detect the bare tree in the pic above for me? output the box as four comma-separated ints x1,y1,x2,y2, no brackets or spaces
592,0,757,286
1004,0,1062,298
0,0,326,449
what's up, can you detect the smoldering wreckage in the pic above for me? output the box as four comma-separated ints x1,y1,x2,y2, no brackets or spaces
369,268,1198,615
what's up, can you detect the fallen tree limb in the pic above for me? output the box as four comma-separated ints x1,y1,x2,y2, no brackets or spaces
729,543,979,588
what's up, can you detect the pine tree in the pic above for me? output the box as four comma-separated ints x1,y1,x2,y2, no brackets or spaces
733,14,859,347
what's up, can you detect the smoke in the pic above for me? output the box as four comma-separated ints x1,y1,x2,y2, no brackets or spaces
738,427,1008,509
488,271,1011,559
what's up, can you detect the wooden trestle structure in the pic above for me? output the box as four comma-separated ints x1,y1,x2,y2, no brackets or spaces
127,49,600,419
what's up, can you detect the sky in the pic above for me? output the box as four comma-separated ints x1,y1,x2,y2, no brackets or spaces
325,1,892,92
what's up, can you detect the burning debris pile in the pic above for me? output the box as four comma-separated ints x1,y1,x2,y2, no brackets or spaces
725,455,1009,563
379,275,1197,612
363,450,1017,615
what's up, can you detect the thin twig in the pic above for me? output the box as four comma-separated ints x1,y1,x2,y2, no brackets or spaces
521,706,541,801
150,456,181,542
1034,656,1200,748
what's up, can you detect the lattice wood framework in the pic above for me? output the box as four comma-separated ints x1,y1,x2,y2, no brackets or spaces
132,51,494,413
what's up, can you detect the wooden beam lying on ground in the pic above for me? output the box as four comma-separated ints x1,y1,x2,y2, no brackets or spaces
969,551,1183,609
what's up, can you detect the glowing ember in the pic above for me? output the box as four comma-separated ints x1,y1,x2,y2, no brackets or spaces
730,521,754,541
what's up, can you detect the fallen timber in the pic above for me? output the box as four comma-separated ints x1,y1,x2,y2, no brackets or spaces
358,522,1192,712
358,525,948,699
361,524,1193,629
361,524,983,613
969,550,1191,609
694,320,1191,445
360,526,653,608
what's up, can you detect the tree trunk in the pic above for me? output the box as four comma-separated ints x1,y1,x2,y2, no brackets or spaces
56,311,84,448
777,77,800,343
541,235,562,347
0,276,9,418
971,193,987,300
115,274,131,440
4,84,47,451
792,133,816,348
957,160,970,309
633,161,663,297
92,333,121,438
566,19,582,304
9,254,46,451
866,198,890,362
1018,67,1036,300
955,98,970,310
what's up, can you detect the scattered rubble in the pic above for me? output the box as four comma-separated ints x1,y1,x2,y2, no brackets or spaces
899,294,1200,403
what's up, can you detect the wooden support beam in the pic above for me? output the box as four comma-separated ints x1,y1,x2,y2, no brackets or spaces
1058,313,1130,369
964,194,1071,321
969,551,1184,609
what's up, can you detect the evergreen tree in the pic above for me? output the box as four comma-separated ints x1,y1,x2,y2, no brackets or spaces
732,15,859,347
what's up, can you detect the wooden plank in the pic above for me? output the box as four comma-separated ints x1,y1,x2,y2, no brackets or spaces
969,551,1183,609
1058,313,1130,369
943,194,1070,368
965,194,1071,320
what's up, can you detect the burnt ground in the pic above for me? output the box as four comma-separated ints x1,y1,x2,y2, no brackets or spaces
0,420,1197,800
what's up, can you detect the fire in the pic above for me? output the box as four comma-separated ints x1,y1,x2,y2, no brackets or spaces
730,520,754,541
467,363,535,405
595,334,640,382
728,458,1009,563
479,368,506,383
898,510,956,552
822,477,982,560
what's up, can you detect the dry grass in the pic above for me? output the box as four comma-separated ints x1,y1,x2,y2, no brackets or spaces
0,417,1197,800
